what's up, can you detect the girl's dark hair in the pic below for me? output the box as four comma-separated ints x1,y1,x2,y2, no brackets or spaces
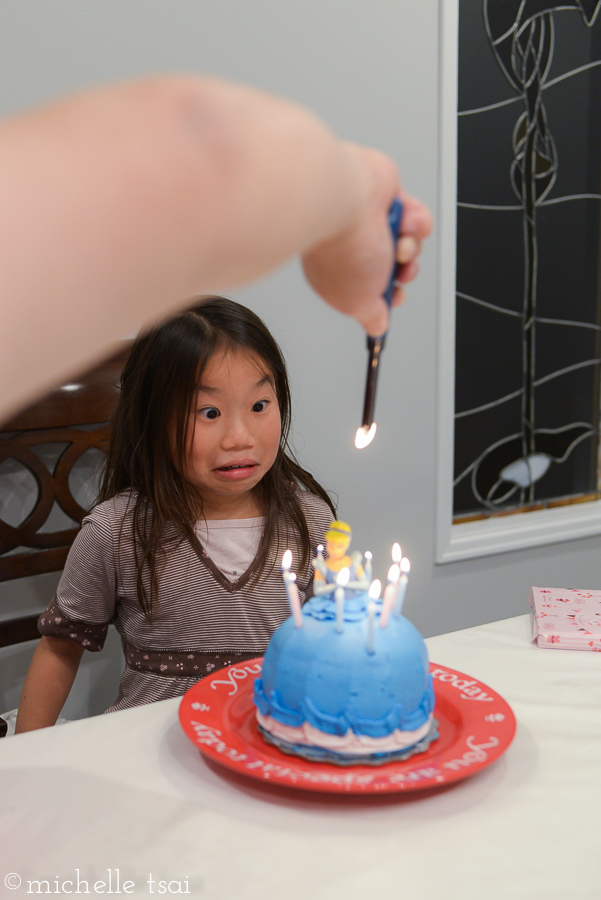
99,296,335,619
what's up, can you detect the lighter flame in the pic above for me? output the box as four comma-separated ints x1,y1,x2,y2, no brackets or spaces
354,423,377,449
368,578,382,600
281,549,292,570
337,566,350,587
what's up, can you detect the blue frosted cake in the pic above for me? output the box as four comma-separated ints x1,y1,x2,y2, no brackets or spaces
253,522,438,766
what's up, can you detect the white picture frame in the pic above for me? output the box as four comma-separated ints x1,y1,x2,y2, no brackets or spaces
435,0,601,563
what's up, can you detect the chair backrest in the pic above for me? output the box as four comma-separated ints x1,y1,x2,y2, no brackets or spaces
0,344,131,649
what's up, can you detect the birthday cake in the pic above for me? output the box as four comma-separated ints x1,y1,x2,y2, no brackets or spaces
253,522,438,766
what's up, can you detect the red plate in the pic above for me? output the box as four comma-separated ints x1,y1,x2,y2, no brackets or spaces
178,658,516,795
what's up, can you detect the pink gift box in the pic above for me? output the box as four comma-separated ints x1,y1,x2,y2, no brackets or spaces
528,587,601,651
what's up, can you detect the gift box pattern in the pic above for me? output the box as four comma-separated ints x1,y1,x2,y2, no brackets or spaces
528,587,601,651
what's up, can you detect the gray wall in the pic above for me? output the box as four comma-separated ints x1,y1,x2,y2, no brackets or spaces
1,0,599,717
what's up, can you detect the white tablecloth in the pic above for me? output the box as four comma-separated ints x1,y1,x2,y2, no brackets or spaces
1,615,599,899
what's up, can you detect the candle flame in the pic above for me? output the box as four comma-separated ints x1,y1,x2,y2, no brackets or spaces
337,566,350,586
387,563,400,583
400,557,411,574
282,549,292,570
354,423,377,449
317,544,324,553
368,578,382,600
289,572,297,582
364,550,372,561
392,542,402,564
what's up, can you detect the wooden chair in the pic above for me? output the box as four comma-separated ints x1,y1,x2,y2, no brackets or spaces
0,344,130,733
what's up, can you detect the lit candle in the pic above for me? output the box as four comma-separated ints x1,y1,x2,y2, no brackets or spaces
367,602,376,654
366,579,381,653
335,567,350,633
394,557,411,617
364,551,373,584
313,543,327,578
281,549,303,628
380,563,400,628
288,573,303,629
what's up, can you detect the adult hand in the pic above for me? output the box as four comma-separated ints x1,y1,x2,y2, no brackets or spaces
301,146,433,336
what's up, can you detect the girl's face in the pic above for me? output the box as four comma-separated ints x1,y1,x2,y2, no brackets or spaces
183,349,281,517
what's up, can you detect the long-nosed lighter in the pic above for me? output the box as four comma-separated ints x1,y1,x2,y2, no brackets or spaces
355,199,404,450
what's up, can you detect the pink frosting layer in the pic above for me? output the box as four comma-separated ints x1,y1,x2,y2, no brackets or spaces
256,710,434,756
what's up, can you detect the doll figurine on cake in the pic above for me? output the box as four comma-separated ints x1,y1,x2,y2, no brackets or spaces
312,521,369,598
253,521,438,766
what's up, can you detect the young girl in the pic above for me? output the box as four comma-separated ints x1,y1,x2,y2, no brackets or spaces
16,297,335,731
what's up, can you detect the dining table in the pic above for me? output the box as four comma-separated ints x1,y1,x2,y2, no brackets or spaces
1,613,599,900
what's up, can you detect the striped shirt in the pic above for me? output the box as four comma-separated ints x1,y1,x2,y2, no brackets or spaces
38,489,332,713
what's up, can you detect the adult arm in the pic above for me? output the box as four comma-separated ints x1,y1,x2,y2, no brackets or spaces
14,636,84,733
0,75,432,419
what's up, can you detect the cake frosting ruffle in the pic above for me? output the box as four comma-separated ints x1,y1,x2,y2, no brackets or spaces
255,711,438,766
